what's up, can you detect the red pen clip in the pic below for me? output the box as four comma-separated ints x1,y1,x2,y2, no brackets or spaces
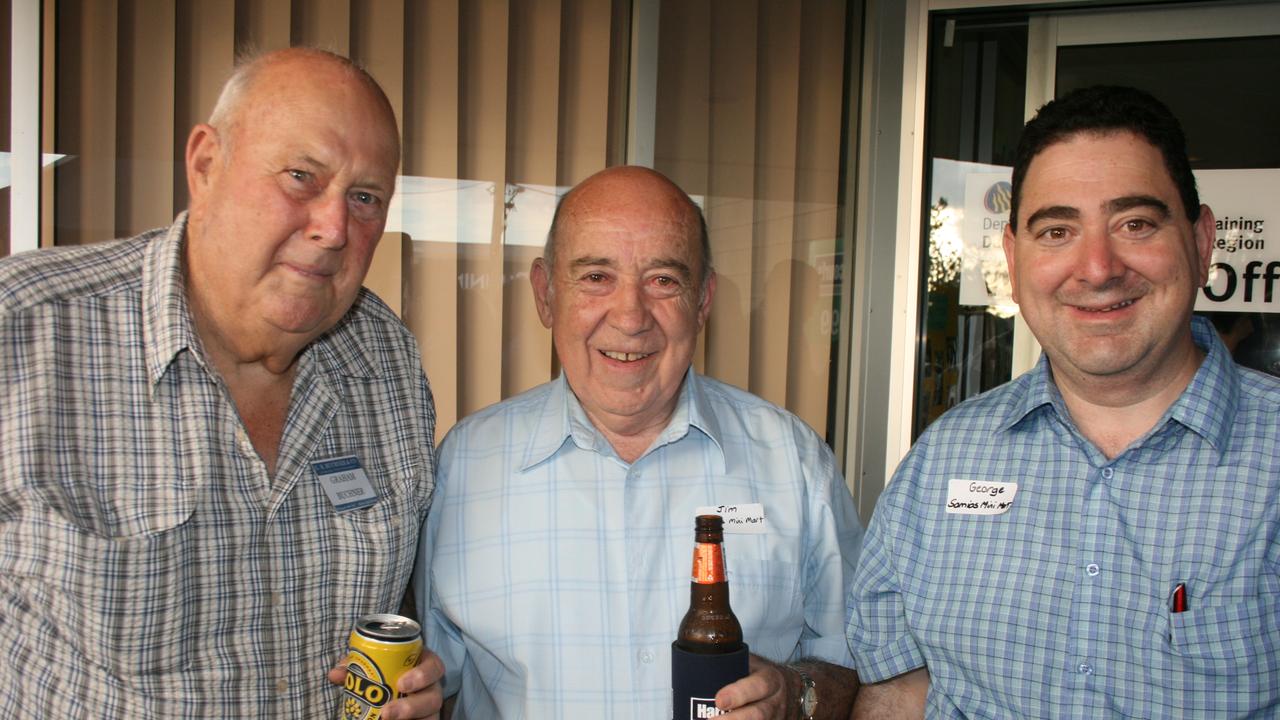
1171,582,1187,613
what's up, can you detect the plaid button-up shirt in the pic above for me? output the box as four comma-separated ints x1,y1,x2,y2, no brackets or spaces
0,215,435,717
849,317,1280,717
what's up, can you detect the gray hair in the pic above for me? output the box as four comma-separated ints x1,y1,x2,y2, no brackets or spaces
207,47,397,156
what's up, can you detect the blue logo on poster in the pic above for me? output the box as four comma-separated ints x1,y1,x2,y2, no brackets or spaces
984,181,1012,214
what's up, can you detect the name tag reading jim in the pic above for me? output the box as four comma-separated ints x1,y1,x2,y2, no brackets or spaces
314,456,378,513
694,503,766,534
945,479,1018,516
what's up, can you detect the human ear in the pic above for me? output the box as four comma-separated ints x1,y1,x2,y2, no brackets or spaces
1002,223,1020,305
1192,205,1216,286
185,124,223,202
530,257,554,329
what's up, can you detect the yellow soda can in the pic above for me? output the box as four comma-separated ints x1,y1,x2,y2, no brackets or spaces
337,613,423,720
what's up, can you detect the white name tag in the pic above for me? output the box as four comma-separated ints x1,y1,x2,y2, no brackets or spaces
945,479,1018,515
314,456,378,513
695,503,766,534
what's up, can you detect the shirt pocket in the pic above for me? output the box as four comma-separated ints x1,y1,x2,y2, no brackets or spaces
727,559,802,655
326,462,425,613
1168,596,1279,679
41,510,199,677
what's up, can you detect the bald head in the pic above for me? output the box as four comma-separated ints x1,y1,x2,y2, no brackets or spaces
545,166,713,295
208,48,400,163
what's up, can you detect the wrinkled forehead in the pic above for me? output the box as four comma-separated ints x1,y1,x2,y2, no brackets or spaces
237,76,399,169
560,214,702,264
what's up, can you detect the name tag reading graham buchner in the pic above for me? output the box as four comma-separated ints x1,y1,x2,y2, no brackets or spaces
314,456,378,513
945,479,1018,515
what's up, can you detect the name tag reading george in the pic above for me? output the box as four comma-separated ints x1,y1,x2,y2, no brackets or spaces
945,479,1018,515
314,456,378,513
695,503,766,534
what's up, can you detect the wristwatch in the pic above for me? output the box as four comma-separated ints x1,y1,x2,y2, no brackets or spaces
796,669,818,720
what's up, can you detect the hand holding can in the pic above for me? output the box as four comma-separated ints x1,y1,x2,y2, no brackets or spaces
337,614,423,720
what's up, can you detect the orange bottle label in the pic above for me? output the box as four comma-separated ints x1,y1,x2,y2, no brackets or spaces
690,544,726,584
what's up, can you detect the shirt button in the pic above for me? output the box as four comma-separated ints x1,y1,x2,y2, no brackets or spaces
1086,563,1100,577
1078,662,1094,675
275,679,288,693
1101,467,1114,479
639,649,655,664
269,592,282,606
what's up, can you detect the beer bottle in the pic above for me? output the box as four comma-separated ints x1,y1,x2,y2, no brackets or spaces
671,514,749,719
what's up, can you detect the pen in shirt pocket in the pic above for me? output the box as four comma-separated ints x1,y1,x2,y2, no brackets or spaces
1170,582,1187,613
1167,583,1188,643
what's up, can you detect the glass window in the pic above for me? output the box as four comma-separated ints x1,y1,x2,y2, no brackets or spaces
655,0,850,437
3,0,861,447
916,12,1027,439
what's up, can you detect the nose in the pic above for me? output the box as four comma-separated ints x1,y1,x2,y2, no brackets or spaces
308,191,349,250
609,279,654,335
1074,225,1125,286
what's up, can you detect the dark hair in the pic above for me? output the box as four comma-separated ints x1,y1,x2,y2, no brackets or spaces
1009,85,1200,230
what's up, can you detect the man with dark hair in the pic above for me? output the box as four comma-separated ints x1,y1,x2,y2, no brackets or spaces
847,85,1280,717
417,166,864,719
0,49,443,717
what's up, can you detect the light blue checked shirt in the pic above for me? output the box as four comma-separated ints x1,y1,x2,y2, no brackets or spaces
0,216,435,717
418,370,863,719
848,316,1280,718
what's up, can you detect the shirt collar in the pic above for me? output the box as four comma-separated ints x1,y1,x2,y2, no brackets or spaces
308,293,382,379
1167,315,1238,455
1001,315,1238,457
1000,354,1058,433
142,212,203,385
520,368,725,471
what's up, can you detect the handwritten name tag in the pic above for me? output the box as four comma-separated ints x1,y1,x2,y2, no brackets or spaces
945,479,1018,515
695,503,766,534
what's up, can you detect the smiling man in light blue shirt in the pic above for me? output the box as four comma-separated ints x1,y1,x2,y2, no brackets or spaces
416,166,864,719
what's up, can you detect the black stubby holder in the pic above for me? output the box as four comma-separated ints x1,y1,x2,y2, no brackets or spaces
670,642,750,719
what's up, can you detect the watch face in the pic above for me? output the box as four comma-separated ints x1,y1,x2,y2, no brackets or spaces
800,683,818,717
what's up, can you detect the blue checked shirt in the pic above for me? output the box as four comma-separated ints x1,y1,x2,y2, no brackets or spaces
0,215,436,717
418,371,863,719
848,317,1280,718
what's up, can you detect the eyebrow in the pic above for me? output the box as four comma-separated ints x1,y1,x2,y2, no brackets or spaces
297,154,392,194
569,256,617,270
296,154,328,172
1105,195,1170,219
1024,205,1079,228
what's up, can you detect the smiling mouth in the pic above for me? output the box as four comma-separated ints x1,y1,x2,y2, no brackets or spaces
600,350,654,362
1075,299,1135,313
